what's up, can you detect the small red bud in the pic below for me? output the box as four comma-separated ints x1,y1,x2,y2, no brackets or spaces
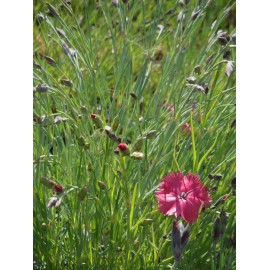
54,185,63,193
117,143,128,152
91,114,97,119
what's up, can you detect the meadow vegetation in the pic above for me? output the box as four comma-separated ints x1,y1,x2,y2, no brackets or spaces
33,0,236,269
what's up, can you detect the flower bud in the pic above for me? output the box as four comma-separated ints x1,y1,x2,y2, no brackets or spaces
194,84,205,93
36,84,48,93
46,2,60,18
91,114,104,129
144,130,157,139
130,92,137,99
41,223,47,231
210,194,229,209
77,136,86,146
194,65,201,75
172,220,182,262
43,55,57,67
62,42,70,55
40,176,56,188
213,217,222,242
214,173,223,181
116,143,130,156
77,186,88,201
98,181,106,190
130,152,144,160
47,196,59,208
54,185,63,193
54,116,67,124
104,126,119,142
83,143,90,150
61,79,73,87
56,28,66,37
186,76,196,84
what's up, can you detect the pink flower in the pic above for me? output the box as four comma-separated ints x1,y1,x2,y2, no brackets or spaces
155,172,212,223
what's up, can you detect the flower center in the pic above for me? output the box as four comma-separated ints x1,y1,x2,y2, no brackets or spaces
178,192,187,200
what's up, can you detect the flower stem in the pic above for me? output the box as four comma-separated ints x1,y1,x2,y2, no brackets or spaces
173,260,179,270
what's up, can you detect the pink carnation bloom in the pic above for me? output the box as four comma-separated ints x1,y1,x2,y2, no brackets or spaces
155,172,212,223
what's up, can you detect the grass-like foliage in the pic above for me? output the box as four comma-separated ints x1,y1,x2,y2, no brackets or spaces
33,0,236,269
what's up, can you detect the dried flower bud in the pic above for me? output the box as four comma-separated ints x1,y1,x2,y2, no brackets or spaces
33,61,42,70
213,217,222,242
54,184,63,193
191,10,200,21
40,176,56,188
177,11,185,22
35,84,48,93
217,30,230,45
186,76,196,84
43,55,57,67
194,65,201,75
195,85,205,93
47,196,59,208
41,223,47,231
46,2,60,18
56,28,66,37
214,173,223,181
104,126,119,142
77,186,88,201
37,13,45,21
210,194,229,209
69,48,77,59
81,105,88,114
61,79,73,87
62,42,70,55
139,116,144,123
91,114,104,129
36,115,47,124
225,61,235,77
130,152,144,160
145,130,157,139
208,173,214,180
223,50,231,60
111,0,119,7
172,220,182,262
172,220,190,264
98,181,106,190
219,208,228,228
130,92,137,99
122,0,129,3
213,209,227,242
54,116,67,124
